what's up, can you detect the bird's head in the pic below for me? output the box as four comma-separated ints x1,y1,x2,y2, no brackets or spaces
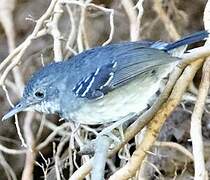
2,62,67,120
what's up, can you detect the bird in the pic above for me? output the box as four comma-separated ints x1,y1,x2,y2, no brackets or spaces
2,31,209,125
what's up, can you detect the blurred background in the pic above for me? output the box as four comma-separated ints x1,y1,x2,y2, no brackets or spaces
0,0,209,179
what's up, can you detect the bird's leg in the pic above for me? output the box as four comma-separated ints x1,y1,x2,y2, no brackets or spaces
80,113,137,156
99,113,137,142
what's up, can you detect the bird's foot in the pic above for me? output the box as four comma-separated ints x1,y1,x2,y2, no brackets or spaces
98,113,137,143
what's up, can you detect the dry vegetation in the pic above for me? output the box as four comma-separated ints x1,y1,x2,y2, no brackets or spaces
0,0,210,179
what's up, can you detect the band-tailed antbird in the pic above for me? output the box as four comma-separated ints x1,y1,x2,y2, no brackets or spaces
2,31,209,125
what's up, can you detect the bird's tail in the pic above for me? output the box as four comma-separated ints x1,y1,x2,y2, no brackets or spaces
164,30,209,51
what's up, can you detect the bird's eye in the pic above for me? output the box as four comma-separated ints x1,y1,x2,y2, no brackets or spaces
34,90,45,98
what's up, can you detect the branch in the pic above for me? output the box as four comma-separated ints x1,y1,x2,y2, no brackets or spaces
0,0,58,85
190,58,210,179
189,1,210,179
61,1,115,47
0,151,17,180
47,2,64,61
91,135,112,180
0,0,24,93
36,122,71,151
121,0,143,41
21,112,36,180
0,144,26,155
154,141,193,161
54,136,70,180
153,0,180,40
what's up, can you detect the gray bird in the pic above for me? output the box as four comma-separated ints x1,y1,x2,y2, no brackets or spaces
2,31,208,125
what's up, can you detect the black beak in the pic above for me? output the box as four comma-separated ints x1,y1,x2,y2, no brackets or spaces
2,99,28,121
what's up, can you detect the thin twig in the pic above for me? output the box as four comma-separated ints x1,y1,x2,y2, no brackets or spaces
0,151,17,180
36,122,71,150
153,0,180,40
0,144,26,155
0,0,58,85
0,0,24,93
154,141,193,160
60,1,115,46
2,85,27,147
190,59,210,180
54,136,70,180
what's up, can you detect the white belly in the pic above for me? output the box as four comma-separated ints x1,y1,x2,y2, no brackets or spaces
70,64,175,125
70,76,160,124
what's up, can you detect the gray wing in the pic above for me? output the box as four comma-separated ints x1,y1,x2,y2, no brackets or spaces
110,47,180,87
72,47,179,100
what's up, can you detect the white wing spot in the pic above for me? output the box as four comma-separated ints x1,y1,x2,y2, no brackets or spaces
100,73,114,89
81,76,95,97
84,75,92,83
75,84,83,95
112,61,117,68
94,68,100,75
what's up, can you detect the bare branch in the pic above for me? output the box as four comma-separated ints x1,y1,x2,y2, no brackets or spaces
91,136,112,180
190,59,210,180
122,0,143,41
154,141,193,161
189,1,210,179
47,2,64,61
0,0,58,85
21,112,36,180
0,151,17,180
153,0,180,40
